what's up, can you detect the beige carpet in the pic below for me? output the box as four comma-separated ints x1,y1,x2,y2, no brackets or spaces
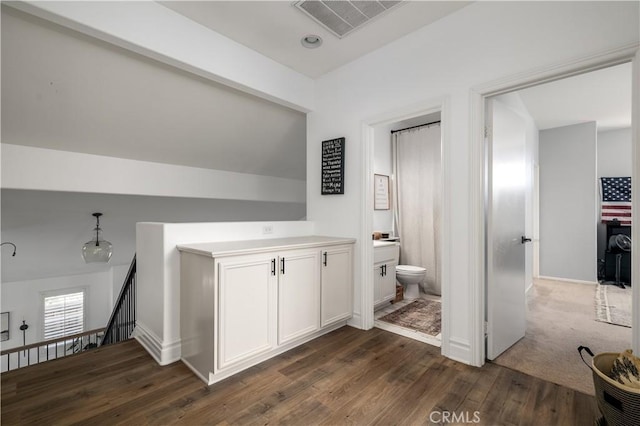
378,299,441,336
493,278,632,395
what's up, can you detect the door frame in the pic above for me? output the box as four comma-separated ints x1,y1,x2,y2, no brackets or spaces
470,43,640,366
360,97,450,357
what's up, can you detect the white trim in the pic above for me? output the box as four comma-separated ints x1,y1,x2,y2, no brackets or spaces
373,319,441,347
360,97,450,356
360,124,375,330
447,337,471,364
536,276,598,286
204,321,347,385
134,321,181,366
472,42,640,367
632,49,640,354
347,312,363,329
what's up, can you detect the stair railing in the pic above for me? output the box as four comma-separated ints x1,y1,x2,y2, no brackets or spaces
101,254,136,346
1,328,105,372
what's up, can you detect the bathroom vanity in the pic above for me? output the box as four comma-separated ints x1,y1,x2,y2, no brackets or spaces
373,240,399,308
177,236,354,385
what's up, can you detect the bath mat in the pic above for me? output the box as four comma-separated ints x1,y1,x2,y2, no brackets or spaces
596,282,631,328
378,299,441,336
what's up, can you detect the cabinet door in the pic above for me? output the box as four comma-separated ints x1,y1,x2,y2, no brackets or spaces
381,262,397,303
217,254,277,370
374,262,396,307
373,263,384,306
278,249,320,345
321,245,353,327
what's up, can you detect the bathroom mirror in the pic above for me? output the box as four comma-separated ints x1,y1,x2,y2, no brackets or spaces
0,312,9,341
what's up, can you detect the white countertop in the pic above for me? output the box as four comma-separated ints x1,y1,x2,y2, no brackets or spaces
177,235,356,258
373,240,399,248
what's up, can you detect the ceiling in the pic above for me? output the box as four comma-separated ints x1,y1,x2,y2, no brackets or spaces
518,62,632,132
159,1,472,78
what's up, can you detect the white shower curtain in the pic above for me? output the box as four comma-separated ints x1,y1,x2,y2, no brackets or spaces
393,124,441,295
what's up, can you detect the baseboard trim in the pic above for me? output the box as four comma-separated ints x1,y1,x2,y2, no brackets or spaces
347,313,364,329
526,282,533,295
446,337,472,364
134,322,181,366
204,321,348,385
537,276,598,286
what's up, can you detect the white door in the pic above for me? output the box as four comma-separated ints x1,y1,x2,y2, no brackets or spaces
486,97,529,360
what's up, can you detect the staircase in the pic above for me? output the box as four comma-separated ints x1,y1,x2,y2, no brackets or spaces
1,255,137,372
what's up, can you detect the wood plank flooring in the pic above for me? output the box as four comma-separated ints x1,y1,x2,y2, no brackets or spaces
1,327,598,425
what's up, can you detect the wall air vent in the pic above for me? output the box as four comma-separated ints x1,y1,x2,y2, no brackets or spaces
294,0,403,39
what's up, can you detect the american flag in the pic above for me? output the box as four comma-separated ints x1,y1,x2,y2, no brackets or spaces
600,177,631,225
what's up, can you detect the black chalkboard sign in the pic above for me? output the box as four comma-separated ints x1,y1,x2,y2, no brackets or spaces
321,137,345,195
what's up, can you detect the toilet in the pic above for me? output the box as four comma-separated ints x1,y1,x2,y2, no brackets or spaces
396,265,426,300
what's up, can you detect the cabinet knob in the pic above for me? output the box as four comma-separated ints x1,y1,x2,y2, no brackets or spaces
323,252,328,266
281,257,285,275
271,258,276,276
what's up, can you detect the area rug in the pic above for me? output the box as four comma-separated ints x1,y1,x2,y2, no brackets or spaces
596,282,632,328
378,299,441,336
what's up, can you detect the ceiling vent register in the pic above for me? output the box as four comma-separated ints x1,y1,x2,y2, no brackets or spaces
294,0,403,39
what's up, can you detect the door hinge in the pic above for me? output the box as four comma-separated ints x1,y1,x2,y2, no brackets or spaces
484,321,488,338
484,126,492,139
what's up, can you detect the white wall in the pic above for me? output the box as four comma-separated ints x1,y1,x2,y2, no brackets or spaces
135,220,316,365
306,1,638,364
6,1,314,111
597,128,632,259
1,145,305,204
372,123,394,233
539,122,598,282
1,270,114,351
1,188,306,283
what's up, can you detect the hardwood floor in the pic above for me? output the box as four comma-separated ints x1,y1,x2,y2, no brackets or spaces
2,327,598,425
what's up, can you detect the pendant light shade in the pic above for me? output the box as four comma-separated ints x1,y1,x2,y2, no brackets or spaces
82,213,112,263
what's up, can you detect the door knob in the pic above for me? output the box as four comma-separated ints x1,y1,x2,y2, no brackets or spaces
521,236,532,244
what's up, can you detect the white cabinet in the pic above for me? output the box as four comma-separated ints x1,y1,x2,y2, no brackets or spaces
178,236,354,385
320,245,353,327
217,253,277,370
277,249,320,345
374,244,399,308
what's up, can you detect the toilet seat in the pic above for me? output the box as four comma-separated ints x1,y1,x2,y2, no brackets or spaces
397,265,426,275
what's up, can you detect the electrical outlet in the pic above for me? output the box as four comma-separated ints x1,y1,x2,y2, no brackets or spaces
262,225,273,234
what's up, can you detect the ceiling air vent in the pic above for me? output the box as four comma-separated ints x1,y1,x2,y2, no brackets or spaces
294,0,403,39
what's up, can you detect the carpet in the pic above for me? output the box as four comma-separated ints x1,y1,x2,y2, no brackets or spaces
378,299,441,336
494,279,631,396
596,282,632,328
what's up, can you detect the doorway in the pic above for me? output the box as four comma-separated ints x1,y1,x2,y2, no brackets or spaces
361,101,449,354
484,63,633,394
371,112,442,347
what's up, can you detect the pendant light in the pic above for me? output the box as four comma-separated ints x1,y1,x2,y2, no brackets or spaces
82,212,112,263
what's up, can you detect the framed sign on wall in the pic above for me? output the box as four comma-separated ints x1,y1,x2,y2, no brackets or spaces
374,174,390,210
321,137,345,195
